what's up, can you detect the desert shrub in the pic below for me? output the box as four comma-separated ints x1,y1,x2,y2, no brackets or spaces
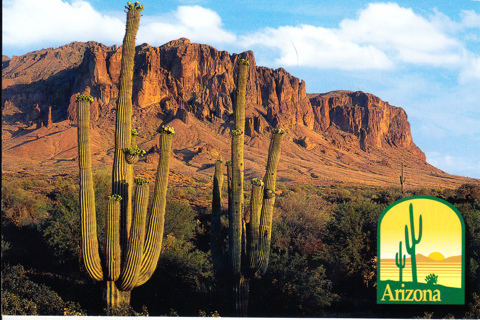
464,292,480,319
456,183,480,203
41,171,110,271
370,187,405,205
2,181,49,226
456,200,480,299
317,198,383,295
163,198,197,240
133,236,215,316
273,191,331,255
1,264,71,315
250,250,338,317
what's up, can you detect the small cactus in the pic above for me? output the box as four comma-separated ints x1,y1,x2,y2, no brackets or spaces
400,162,406,195
425,273,438,285
395,241,406,282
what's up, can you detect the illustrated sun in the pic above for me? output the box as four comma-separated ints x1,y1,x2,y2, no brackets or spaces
428,251,445,261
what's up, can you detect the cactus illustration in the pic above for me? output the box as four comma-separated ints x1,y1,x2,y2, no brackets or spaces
76,3,175,310
210,59,285,316
400,162,406,195
405,203,422,283
425,273,438,285
395,241,406,282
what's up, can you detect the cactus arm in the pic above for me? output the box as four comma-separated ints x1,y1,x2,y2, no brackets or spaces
226,160,233,216
106,195,122,281
417,214,422,243
76,93,104,282
136,127,174,286
256,129,285,276
117,180,149,291
395,241,406,282
246,179,264,275
211,160,227,274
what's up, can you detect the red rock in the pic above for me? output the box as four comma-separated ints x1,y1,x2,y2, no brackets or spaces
2,39,434,184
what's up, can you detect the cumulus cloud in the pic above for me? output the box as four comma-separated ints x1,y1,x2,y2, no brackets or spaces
240,2,479,76
3,0,124,49
138,6,236,46
339,3,464,66
2,0,235,55
242,25,393,70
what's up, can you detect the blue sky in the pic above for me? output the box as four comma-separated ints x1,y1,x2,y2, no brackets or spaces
3,0,480,179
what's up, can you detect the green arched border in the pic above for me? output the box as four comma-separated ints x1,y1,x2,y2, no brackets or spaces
377,196,465,305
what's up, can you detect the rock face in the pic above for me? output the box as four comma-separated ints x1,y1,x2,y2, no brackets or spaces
2,39,423,160
5,39,456,189
309,91,424,158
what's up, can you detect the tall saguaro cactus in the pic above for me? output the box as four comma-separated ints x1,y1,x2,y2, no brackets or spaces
395,241,406,282
76,2,175,310
210,59,285,316
405,203,422,283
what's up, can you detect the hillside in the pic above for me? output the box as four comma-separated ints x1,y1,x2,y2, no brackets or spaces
2,39,478,188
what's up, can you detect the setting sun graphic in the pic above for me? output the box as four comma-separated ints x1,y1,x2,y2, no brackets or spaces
428,252,445,261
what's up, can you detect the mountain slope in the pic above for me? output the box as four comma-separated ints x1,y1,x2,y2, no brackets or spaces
2,39,477,188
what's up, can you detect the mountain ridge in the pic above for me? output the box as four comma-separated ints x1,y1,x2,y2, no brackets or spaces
2,39,478,188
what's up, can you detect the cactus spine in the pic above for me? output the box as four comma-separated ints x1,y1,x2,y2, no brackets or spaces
400,162,406,195
76,2,174,310
404,203,422,283
210,58,285,316
395,241,406,282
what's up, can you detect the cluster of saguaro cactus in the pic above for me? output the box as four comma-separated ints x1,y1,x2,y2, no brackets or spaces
400,162,406,195
395,241,406,282
76,3,175,309
211,58,285,316
405,203,422,283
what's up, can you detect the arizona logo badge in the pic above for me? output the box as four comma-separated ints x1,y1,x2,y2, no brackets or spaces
377,196,465,305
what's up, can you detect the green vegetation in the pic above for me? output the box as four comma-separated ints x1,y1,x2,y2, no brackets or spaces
2,171,479,317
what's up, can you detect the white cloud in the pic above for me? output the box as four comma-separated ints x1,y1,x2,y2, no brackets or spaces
240,2,479,74
2,0,235,54
339,3,464,66
138,6,236,46
241,25,393,70
426,152,480,178
3,0,124,49
459,54,480,82
460,10,480,28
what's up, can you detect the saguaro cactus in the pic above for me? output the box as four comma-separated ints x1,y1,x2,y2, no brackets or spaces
76,2,175,310
400,162,406,195
210,59,285,316
405,203,422,283
395,241,406,282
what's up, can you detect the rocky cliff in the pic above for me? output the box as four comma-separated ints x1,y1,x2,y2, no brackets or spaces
5,39,472,188
3,39,422,156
